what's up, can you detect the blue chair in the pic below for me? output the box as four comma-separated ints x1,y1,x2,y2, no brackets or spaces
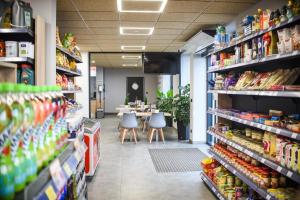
148,112,166,143
120,113,138,144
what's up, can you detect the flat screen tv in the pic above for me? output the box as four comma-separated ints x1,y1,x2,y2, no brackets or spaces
143,52,181,74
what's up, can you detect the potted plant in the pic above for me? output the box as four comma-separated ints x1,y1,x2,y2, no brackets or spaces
124,94,129,106
173,84,190,140
156,89,173,127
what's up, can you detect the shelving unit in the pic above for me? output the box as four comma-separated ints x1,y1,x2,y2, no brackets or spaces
207,130,300,183
208,90,300,98
208,15,300,56
204,10,300,200
209,149,276,200
200,172,226,200
0,28,34,42
56,45,82,63
62,90,82,94
56,66,82,77
0,57,34,64
207,109,300,140
0,62,17,82
15,141,85,200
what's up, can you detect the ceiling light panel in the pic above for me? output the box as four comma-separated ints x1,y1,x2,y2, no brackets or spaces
123,63,138,67
117,0,168,13
121,45,146,51
122,55,142,59
120,27,154,35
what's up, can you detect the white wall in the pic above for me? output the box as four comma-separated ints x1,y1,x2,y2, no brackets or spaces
25,0,57,85
190,54,207,143
75,52,89,117
180,53,190,86
104,68,158,113
158,75,171,93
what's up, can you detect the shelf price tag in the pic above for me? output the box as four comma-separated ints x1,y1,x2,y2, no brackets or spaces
45,185,57,200
266,195,271,200
261,158,266,164
63,163,73,177
291,133,297,139
287,171,293,178
276,129,281,134
267,127,272,132
276,166,283,173
49,159,67,191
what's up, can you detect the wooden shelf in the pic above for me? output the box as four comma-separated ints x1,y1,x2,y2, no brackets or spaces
0,62,17,83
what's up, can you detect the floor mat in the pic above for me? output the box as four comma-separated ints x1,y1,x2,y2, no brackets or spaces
149,148,206,173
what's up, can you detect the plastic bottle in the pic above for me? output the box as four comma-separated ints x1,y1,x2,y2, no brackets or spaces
0,83,14,200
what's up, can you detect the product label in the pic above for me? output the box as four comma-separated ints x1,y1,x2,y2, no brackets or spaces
10,129,22,157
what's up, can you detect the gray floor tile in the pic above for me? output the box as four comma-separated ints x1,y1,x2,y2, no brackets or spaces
87,116,215,200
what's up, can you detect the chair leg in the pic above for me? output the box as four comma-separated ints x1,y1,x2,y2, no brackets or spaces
132,128,137,144
149,128,155,144
121,129,127,144
159,128,165,143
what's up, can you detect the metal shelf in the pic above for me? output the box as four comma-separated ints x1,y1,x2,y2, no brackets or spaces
0,57,34,64
0,28,34,41
208,15,300,56
200,172,226,200
208,130,300,184
56,45,82,63
208,90,300,98
62,90,82,94
209,149,276,200
56,66,82,77
208,50,300,73
15,143,75,200
207,109,300,141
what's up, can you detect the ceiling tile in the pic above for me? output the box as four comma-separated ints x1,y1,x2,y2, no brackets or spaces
205,2,253,14
72,0,116,11
57,12,81,21
77,39,98,44
120,13,159,22
91,28,119,34
80,12,118,20
59,28,92,35
93,35,121,39
155,22,190,29
57,20,86,28
165,1,210,13
159,13,199,22
120,35,149,40
163,46,180,52
153,29,183,35
147,39,173,44
150,34,178,40
57,0,76,11
121,21,156,27
86,21,119,28
145,46,165,52
195,13,235,24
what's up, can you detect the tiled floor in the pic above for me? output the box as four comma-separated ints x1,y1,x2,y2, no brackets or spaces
87,116,215,200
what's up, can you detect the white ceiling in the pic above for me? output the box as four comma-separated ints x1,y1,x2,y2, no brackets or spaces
57,0,259,53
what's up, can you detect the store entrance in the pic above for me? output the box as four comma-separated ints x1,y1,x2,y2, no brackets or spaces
126,77,144,102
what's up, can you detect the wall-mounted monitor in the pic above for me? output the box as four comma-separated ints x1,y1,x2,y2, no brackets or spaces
143,52,180,75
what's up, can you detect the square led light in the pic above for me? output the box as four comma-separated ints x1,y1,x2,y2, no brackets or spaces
120,27,154,35
117,0,168,13
122,55,142,59
121,45,146,51
123,63,138,67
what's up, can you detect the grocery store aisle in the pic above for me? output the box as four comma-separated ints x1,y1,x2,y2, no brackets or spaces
87,116,215,200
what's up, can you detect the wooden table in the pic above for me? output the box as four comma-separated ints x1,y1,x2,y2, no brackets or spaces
116,105,151,111
117,112,172,117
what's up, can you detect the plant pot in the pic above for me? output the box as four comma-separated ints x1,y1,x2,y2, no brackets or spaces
177,121,190,140
165,116,173,127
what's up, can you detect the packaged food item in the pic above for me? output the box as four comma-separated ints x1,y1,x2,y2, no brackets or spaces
19,64,34,85
0,40,5,57
5,41,18,57
19,42,34,58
